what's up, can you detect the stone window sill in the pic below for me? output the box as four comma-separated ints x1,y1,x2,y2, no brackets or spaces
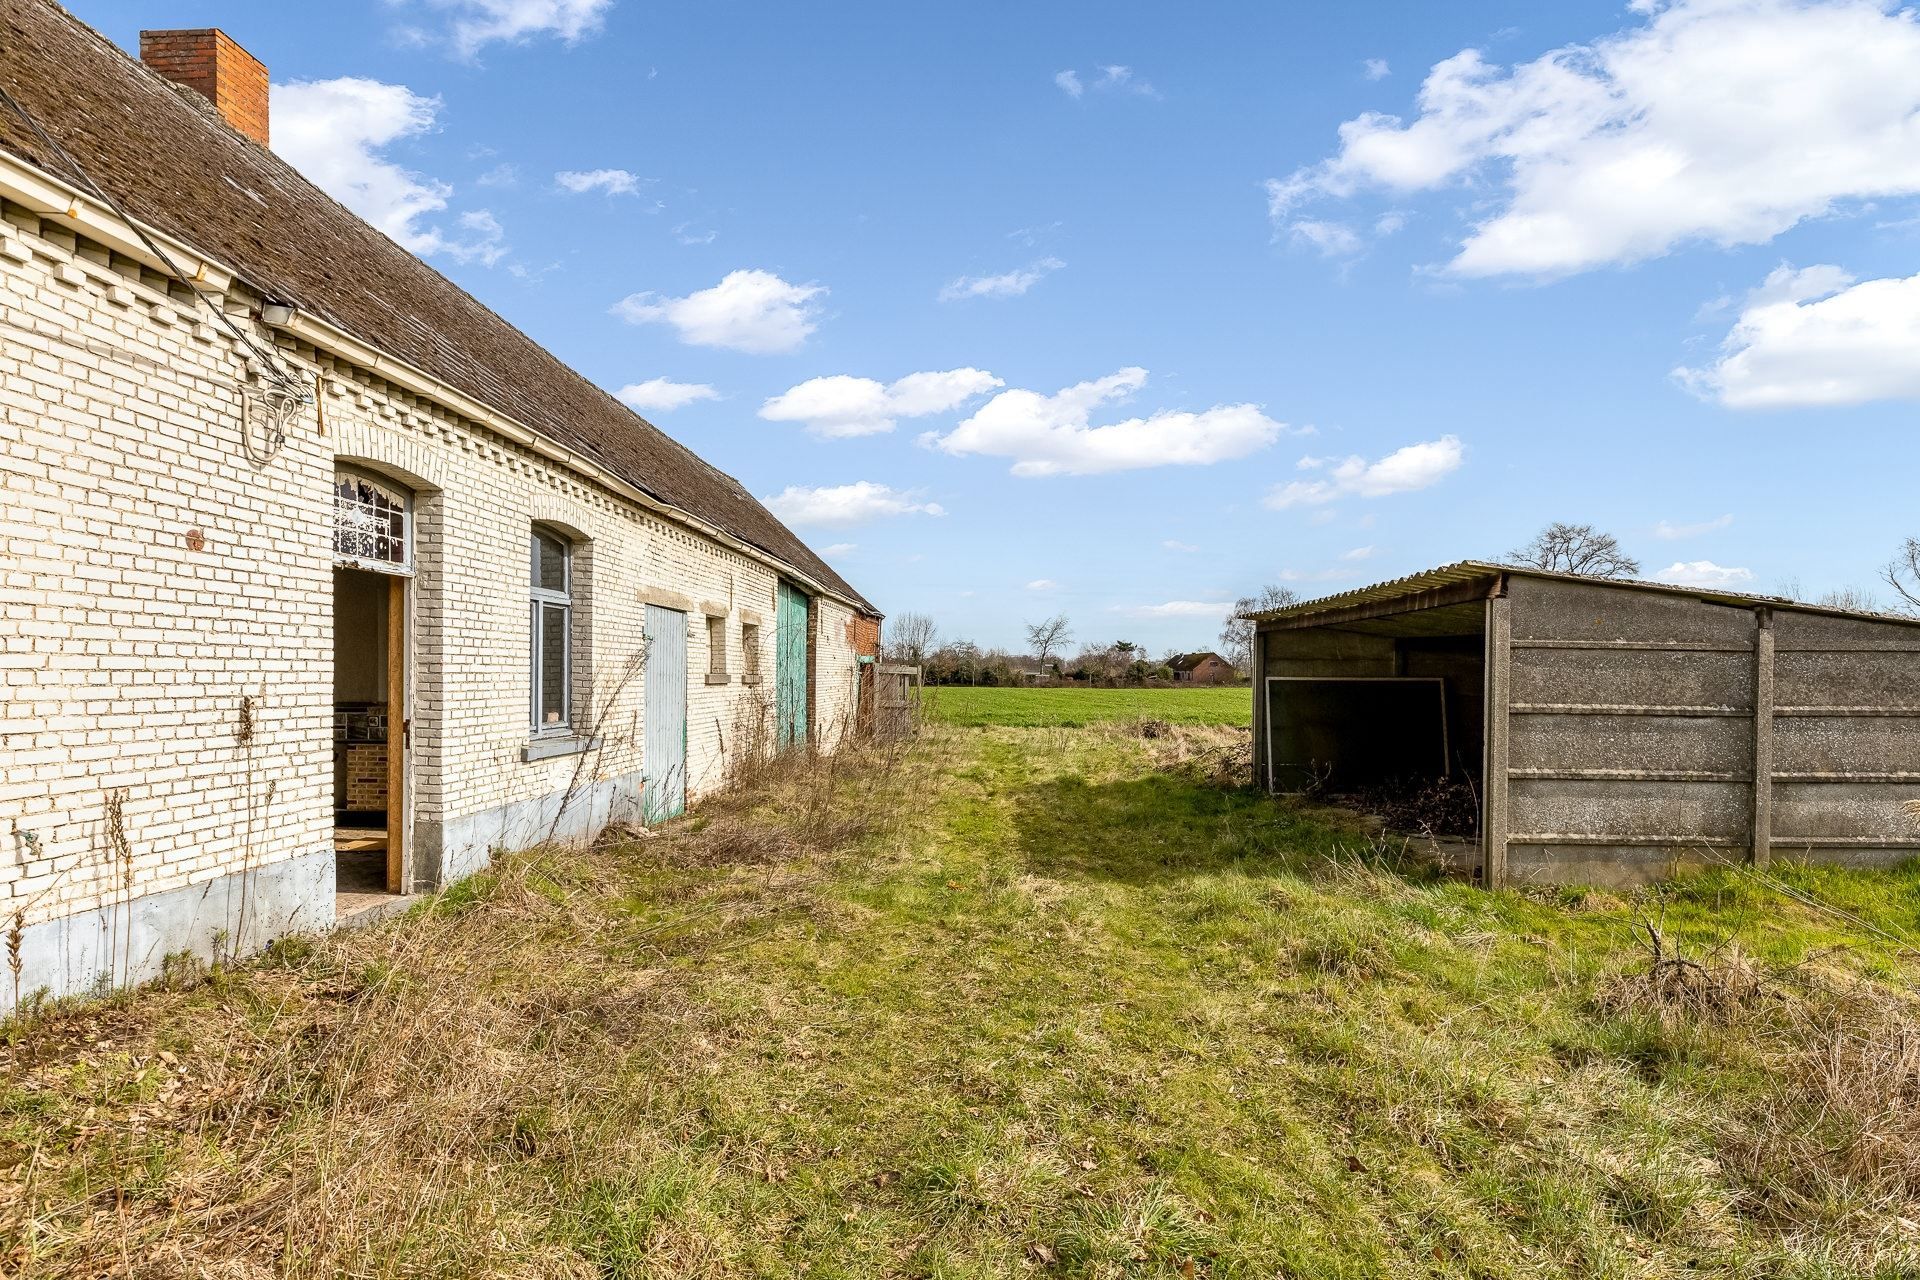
521,734,601,762
741,675,763,687
704,672,731,685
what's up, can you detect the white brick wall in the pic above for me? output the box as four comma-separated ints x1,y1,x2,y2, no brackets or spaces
0,206,869,938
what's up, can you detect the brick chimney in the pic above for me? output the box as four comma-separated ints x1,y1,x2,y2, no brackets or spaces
138,29,269,146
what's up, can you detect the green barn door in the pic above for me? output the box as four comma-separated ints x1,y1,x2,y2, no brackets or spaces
775,581,810,748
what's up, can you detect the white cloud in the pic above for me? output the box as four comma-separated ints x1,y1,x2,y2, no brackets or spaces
761,482,945,527
615,378,720,413
1340,545,1376,561
476,162,518,187
1268,0,1920,278
275,78,508,264
555,167,642,196
1654,513,1734,539
938,257,1065,302
1288,219,1363,257
673,222,718,245
822,543,857,557
1163,539,1200,552
926,367,1288,477
1057,65,1160,100
1116,599,1236,619
1363,58,1391,80
403,0,615,58
444,209,507,265
1027,579,1058,591
1096,65,1160,98
1264,435,1463,508
1654,560,1756,588
760,368,1002,439
1008,221,1063,247
613,269,826,354
1677,264,1920,407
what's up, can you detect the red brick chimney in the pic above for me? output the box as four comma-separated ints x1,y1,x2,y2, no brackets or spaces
138,29,269,147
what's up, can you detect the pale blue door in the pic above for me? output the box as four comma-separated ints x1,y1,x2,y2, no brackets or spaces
643,605,687,821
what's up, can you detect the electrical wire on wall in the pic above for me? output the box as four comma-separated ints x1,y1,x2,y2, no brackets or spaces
0,80,313,464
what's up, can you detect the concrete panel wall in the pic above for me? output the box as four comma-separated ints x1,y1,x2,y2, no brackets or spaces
1769,609,1920,862
1499,577,1920,887
1501,577,1760,887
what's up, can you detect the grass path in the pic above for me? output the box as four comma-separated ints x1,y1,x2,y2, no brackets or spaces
5,725,1920,1276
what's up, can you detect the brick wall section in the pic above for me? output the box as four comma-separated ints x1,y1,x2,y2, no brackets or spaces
343,744,387,810
848,613,880,659
138,30,270,147
0,207,327,929
0,199,869,932
812,597,860,742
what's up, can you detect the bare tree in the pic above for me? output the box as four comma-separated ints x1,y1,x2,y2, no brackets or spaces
1508,523,1641,578
1024,614,1072,671
1220,584,1299,672
888,612,937,664
1883,538,1920,616
1817,586,1881,612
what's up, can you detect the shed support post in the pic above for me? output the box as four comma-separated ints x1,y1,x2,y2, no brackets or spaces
1483,591,1511,889
1751,608,1774,868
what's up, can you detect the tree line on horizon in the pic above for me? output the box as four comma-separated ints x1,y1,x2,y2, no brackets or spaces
880,524,1920,684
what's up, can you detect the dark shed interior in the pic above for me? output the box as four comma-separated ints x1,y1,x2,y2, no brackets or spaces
1259,598,1487,800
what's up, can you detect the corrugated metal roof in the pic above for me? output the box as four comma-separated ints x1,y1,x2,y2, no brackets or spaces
1246,560,1920,628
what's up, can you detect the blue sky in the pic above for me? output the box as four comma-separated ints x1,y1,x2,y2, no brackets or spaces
71,0,1920,654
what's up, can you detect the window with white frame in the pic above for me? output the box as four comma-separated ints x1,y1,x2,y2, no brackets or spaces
333,470,410,571
707,615,728,679
530,527,572,731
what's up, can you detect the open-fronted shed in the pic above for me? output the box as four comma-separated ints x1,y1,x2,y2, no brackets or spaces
1249,562,1920,887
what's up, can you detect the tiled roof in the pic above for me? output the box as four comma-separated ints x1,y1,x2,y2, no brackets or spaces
0,0,873,612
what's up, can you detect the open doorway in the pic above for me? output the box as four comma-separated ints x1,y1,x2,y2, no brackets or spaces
333,565,405,909
1259,599,1487,871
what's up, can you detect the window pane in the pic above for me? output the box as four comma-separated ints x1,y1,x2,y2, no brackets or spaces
539,603,568,725
534,532,567,594
708,616,726,674
335,472,409,566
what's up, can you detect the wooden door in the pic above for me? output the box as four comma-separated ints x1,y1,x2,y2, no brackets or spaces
775,582,810,749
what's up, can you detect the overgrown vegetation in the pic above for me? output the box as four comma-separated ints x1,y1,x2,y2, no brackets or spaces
5,712,1920,1277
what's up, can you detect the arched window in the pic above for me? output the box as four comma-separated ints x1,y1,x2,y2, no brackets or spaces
530,526,572,731
333,470,410,571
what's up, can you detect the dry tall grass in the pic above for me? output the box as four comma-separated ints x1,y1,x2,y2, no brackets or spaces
0,731,922,1278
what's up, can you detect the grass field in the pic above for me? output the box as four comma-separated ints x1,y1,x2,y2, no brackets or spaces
925,685,1251,727
7,724,1920,1276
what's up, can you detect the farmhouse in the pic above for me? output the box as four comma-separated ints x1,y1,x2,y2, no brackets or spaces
1169,651,1237,685
1250,562,1920,888
0,7,878,1006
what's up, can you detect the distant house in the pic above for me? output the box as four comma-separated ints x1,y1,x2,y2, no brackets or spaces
1170,652,1238,685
